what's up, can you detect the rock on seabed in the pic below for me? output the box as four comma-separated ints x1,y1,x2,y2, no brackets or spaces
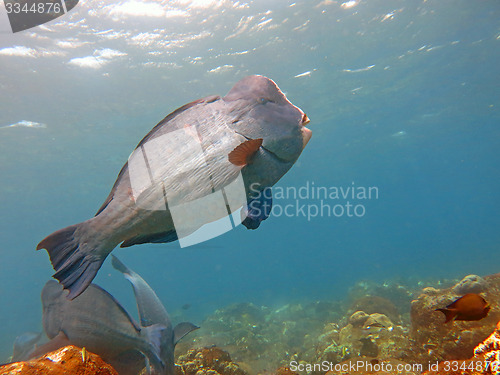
423,320,500,374
0,345,118,375
410,273,500,363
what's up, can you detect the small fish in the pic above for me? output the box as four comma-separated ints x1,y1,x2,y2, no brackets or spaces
363,322,386,330
341,345,350,358
81,347,88,364
0,120,46,129
38,75,312,299
435,294,490,323
423,342,437,350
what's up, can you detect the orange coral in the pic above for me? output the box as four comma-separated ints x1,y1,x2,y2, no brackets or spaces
0,345,117,375
475,321,500,356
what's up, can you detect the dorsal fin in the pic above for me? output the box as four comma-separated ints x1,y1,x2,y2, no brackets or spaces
173,322,199,345
95,96,220,216
111,255,170,328
136,97,217,149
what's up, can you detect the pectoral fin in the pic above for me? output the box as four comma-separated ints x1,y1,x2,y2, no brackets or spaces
111,255,170,328
228,138,263,166
242,187,272,229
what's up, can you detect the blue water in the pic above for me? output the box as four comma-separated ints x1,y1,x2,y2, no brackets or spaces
0,0,499,364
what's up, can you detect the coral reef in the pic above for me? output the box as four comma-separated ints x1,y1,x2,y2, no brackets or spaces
178,275,500,374
349,296,401,324
174,273,500,374
0,345,117,375
349,310,370,327
184,301,344,372
410,273,500,363
453,275,489,295
335,311,411,361
474,320,500,372
422,321,500,374
8,274,498,375
347,279,418,320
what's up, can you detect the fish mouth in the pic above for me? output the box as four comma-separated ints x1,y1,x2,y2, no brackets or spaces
302,113,311,126
301,112,312,148
235,132,290,164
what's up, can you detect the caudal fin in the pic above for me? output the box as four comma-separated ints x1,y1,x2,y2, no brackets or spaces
37,223,106,300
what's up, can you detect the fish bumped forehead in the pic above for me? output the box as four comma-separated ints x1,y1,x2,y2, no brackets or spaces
224,75,290,105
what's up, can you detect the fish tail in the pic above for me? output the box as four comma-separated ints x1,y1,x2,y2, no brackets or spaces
142,324,166,371
435,308,456,323
37,222,107,300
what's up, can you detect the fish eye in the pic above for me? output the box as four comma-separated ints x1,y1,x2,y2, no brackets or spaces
258,98,275,105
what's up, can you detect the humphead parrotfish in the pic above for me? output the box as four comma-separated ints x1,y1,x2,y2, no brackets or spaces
36,256,198,375
37,75,312,299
